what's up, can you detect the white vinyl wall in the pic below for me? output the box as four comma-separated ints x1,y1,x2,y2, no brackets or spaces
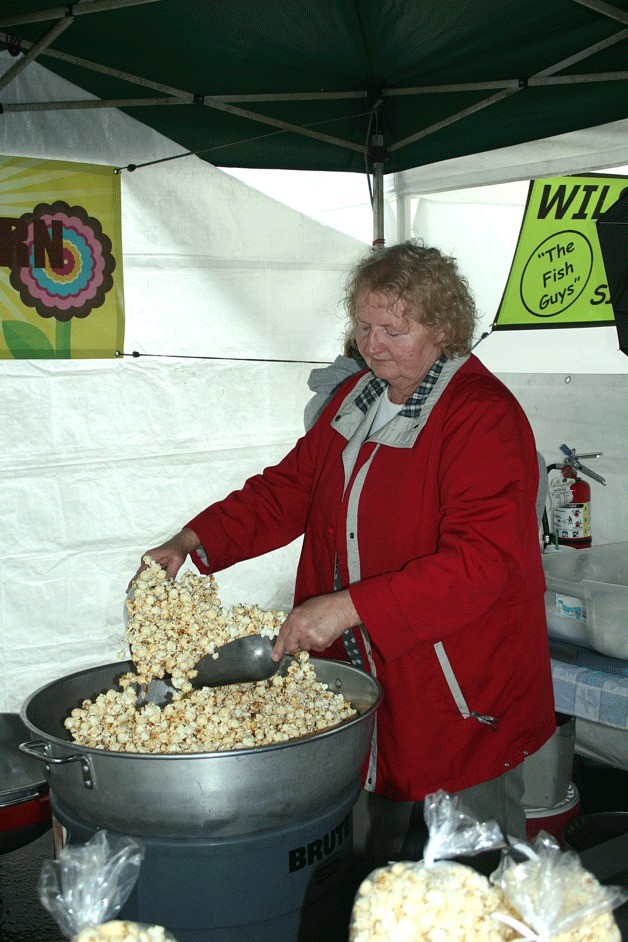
0,53,364,711
1,52,626,715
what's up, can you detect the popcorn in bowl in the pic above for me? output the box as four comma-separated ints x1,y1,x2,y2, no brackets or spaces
63,557,356,754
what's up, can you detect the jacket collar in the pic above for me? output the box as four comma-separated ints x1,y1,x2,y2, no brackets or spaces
354,354,447,417
331,354,470,448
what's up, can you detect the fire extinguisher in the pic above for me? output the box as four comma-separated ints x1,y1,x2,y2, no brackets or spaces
547,444,606,549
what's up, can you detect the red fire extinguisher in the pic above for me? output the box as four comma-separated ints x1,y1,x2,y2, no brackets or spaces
548,445,606,549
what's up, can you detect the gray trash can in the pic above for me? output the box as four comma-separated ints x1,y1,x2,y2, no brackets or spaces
562,811,628,940
563,812,628,882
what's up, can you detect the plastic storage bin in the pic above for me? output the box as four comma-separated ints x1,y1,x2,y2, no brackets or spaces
542,542,628,659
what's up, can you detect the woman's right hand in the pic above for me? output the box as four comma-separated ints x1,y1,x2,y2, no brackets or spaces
129,527,201,586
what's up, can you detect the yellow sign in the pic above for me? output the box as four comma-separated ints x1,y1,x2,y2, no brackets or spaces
494,174,628,329
0,155,124,358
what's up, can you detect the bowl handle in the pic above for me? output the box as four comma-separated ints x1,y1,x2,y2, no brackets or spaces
19,741,94,789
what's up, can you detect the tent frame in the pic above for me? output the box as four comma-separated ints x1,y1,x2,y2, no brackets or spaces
1,0,627,242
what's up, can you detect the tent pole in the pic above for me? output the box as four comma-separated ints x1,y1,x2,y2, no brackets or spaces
0,0,164,29
572,0,628,25
0,17,72,92
372,160,384,248
390,26,627,154
371,133,386,250
394,176,410,243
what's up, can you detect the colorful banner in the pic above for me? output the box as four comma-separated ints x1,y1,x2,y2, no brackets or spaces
494,174,628,330
0,155,124,358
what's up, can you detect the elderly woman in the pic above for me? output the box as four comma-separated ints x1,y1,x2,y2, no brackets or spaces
138,240,555,855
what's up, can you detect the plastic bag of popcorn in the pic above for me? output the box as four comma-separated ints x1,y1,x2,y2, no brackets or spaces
37,829,178,941
349,790,514,942
491,831,626,942
72,923,178,942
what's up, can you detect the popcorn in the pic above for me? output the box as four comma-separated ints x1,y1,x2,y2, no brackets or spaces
497,847,622,942
350,796,623,942
63,558,356,753
73,921,174,942
64,652,355,753
120,557,284,693
350,856,622,942
548,911,621,942
349,860,515,942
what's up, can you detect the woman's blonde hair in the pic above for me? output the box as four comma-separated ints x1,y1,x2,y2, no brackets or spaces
343,240,477,358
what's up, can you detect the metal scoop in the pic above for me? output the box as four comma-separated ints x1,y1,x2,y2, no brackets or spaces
136,634,291,707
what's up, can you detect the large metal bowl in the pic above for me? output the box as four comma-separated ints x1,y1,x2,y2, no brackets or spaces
19,659,381,839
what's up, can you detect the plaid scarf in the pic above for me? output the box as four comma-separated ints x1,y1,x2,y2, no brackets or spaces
354,353,448,418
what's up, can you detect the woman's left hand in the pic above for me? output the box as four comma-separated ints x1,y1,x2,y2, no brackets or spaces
272,590,360,661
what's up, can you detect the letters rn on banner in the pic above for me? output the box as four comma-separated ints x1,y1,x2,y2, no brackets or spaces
494,174,628,330
0,155,124,358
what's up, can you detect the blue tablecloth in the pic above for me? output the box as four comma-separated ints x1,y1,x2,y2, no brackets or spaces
551,656,628,730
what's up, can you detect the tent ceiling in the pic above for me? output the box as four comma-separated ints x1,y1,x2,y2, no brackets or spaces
0,0,627,174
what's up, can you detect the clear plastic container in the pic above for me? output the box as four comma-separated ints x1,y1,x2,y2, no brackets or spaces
542,542,628,659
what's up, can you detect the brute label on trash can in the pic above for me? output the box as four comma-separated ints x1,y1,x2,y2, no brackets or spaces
288,812,351,872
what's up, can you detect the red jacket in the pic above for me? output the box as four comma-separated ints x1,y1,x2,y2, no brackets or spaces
189,355,556,800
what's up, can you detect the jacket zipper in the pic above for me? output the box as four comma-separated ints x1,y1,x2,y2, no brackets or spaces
433,641,499,730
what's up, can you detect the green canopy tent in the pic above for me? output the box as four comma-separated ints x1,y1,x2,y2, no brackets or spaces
1,0,627,242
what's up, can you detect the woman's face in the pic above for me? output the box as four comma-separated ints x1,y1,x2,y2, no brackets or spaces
354,289,444,403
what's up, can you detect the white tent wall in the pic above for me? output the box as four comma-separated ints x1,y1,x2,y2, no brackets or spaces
393,118,628,197
1,52,626,718
122,158,360,361
489,372,627,546
0,53,365,712
1,357,314,713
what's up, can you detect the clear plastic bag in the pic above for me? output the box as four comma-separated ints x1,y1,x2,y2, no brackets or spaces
349,790,510,941
422,789,507,867
491,831,627,941
37,830,176,941
72,922,179,942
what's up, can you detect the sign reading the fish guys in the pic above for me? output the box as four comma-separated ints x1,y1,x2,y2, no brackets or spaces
0,155,124,358
494,174,628,330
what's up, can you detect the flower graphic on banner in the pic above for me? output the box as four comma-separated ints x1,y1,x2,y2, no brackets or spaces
0,156,123,360
9,200,116,322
